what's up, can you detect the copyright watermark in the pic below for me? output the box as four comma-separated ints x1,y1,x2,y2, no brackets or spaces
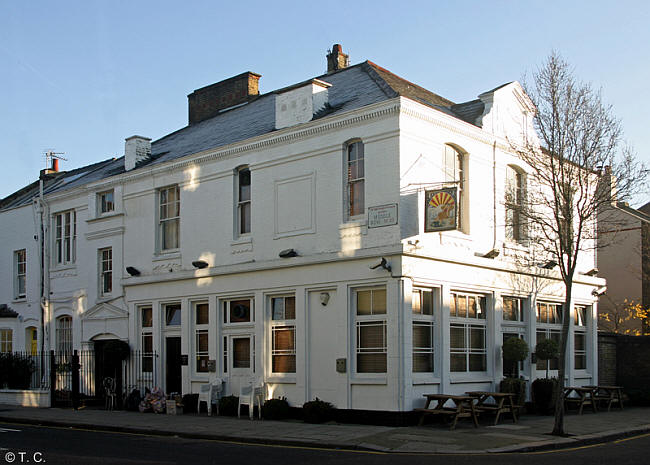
3,451,45,463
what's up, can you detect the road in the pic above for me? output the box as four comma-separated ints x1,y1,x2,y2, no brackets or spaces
1,422,649,465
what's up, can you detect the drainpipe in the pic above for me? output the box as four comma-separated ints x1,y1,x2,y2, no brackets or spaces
37,176,51,354
492,140,498,251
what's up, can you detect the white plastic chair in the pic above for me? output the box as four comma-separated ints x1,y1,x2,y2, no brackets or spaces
238,379,265,419
103,377,117,411
197,377,224,415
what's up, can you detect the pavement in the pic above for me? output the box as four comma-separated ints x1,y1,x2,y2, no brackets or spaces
0,404,649,454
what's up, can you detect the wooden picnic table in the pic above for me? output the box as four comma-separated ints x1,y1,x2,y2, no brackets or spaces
466,391,518,425
415,394,479,430
584,385,624,411
563,386,597,414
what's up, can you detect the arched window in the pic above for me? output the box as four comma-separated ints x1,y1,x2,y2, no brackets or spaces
505,165,527,242
56,316,72,354
443,144,467,231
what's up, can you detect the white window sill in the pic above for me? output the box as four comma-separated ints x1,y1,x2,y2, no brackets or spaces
86,212,124,223
12,297,26,303
231,236,252,246
267,376,297,384
412,378,441,386
350,377,388,385
449,374,491,384
51,264,76,272
152,251,181,261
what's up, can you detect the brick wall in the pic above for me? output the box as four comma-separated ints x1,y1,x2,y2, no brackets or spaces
598,332,617,386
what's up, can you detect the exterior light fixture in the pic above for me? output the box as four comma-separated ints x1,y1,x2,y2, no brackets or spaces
475,248,500,259
126,266,140,276
319,292,330,306
539,260,558,269
592,286,607,297
192,260,209,269
583,268,599,276
279,248,298,258
369,257,391,272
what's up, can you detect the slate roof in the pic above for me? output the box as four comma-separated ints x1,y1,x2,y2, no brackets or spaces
0,304,18,319
1,60,491,210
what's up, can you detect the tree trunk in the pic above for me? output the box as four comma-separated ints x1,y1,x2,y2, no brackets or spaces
551,282,572,435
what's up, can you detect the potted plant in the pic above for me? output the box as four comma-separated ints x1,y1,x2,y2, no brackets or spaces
531,338,560,414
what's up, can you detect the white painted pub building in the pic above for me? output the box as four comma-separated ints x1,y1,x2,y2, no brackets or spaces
0,46,603,411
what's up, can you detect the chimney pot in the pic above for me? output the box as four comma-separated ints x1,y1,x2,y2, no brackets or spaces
327,44,349,73
52,158,59,172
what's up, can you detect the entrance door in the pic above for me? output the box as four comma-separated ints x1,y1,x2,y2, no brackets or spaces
165,336,182,395
308,290,338,404
227,335,253,395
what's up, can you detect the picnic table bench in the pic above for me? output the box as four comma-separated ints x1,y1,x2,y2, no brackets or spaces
584,385,624,411
415,393,479,430
466,391,518,425
563,386,597,414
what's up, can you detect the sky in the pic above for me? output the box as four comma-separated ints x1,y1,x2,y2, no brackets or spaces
1,1,648,205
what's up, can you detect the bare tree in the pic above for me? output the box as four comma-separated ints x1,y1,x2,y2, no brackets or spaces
513,52,647,435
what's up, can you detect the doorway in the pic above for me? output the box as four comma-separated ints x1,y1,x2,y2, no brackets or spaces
165,336,182,395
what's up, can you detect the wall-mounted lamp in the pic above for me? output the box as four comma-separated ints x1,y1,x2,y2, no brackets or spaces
475,248,500,259
539,260,558,269
192,260,209,269
319,292,330,306
592,286,607,297
582,268,599,276
369,257,392,272
126,266,141,276
279,248,298,258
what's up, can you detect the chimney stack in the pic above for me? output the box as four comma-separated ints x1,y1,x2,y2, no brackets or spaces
188,72,261,125
327,44,349,73
124,135,152,171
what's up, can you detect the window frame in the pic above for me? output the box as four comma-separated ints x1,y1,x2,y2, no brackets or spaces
354,287,387,374
14,249,26,299
443,144,466,232
56,315,73,354
270,295,296,374
346,140,365,219
99,247,113,297
140,306,154,373
158,185,180,252
502,296,525,323
535,301,563,372
223,298,254,325
0,329,12,353
505,165,527,243
54,210,76,265
573,305,588,370
193,301,210,375
236,167,251,237
449,291,487,373
412,288,436,374
98,190,115,215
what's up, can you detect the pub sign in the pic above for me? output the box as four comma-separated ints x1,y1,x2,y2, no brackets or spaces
424,187,458,232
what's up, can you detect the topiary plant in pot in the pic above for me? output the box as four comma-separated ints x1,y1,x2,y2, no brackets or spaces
535,338,559,379
502,337,529,378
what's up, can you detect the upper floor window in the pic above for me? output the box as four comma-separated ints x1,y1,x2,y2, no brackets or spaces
443,145,466,231
159,185,180,251
14,249,26,299
99,248,112,296
0,329,12,353
98,190,115,215
237,167,251,236
505,166,527,243
54,210,76,265
536,302,562,324
346,141,365,218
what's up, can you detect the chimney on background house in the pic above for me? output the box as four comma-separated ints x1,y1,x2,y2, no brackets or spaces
124,135,151,171
327,44,349,73
187,72,261,125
